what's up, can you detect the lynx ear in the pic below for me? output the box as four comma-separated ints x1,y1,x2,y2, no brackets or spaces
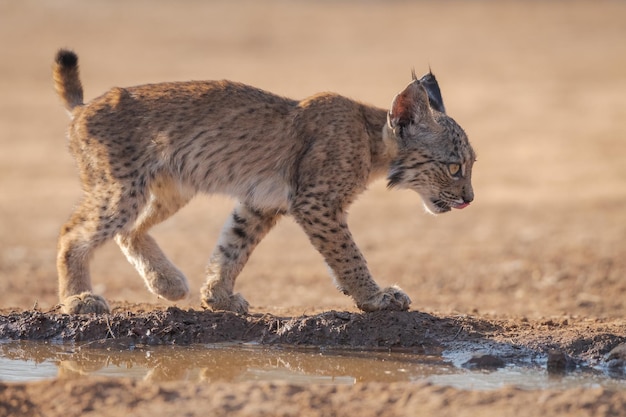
419,70,446,114
387,78,436,141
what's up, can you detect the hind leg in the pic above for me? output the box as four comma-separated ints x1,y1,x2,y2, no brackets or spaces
115,177,191,302
58,196,129,314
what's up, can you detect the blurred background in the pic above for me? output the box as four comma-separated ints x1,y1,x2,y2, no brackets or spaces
0,0,624,317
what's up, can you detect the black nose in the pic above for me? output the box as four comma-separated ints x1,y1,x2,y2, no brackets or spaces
463,186,474,204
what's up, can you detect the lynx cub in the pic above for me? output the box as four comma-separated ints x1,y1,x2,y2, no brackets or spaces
53,49,475,314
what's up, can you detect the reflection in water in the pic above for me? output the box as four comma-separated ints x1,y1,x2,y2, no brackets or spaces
0,340,448,384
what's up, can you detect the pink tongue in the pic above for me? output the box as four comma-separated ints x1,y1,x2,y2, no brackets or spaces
454,203,470,209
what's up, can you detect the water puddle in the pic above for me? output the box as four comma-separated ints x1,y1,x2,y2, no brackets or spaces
1,340,625,390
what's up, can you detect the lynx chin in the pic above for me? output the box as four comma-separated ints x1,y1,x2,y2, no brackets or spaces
52,48,475,315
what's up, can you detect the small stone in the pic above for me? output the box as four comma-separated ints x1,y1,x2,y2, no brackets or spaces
606,343,626,362
463,353,505,370
605,343,626,373
547,350,575,374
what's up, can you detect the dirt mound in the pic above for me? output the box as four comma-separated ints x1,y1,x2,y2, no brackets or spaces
0,308,443,348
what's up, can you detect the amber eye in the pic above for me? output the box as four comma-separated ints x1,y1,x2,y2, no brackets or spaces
448,163,461,177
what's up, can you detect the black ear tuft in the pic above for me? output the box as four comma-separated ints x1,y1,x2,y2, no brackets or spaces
419,71,446,114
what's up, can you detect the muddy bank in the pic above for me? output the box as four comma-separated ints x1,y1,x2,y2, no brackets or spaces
0,308,442,349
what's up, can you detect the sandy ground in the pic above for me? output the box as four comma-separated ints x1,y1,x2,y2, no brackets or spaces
1,0,626,416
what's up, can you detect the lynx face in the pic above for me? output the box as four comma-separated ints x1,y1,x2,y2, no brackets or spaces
386,73,475,214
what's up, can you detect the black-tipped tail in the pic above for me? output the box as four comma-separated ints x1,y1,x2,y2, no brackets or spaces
53,49,84,113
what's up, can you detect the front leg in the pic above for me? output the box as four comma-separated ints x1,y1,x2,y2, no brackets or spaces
201,203,282,314
290,202,411,312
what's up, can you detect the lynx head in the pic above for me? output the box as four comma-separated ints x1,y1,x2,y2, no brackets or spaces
385,71,475,214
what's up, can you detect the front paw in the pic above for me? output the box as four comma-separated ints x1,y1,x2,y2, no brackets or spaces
62,292,110,314
147,271,190,301
357,286,411,312
201,291,249,315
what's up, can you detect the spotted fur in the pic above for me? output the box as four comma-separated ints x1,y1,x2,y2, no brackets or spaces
52,48,474,314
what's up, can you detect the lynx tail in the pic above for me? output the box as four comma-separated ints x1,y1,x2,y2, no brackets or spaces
53,49,84,113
